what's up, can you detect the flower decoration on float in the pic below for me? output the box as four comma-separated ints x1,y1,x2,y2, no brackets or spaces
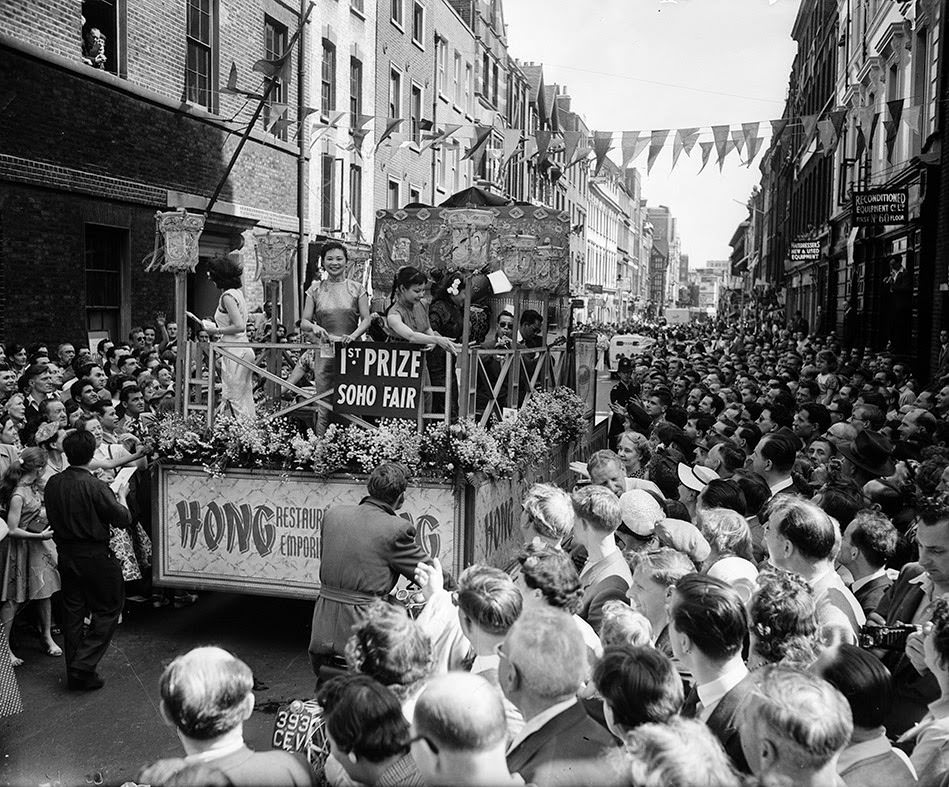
152,387,587,482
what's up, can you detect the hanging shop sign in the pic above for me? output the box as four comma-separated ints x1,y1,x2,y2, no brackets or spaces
335,341,425,418
789,239,822,264
852,188,908,226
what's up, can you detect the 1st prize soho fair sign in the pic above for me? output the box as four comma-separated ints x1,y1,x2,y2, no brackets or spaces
335,341,425,418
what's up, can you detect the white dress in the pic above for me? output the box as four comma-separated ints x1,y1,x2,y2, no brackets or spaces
215,288,255,419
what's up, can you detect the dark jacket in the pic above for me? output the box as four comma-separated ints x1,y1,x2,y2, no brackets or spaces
853,573,894,619
44,465,132,550
506,700,616,784
308,497,428,660
578,574,630,635
876,563,941,737
682,673,756,774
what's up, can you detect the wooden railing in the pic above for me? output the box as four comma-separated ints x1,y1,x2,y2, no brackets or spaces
180,338,569,431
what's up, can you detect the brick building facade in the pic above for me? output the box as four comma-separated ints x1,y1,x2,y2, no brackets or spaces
0,0,305,347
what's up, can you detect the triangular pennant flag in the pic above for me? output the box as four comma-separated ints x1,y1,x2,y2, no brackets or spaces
500,128,522,167
719,139,737,171
817,118,837,154
698,141,714,173
592,131,614,176
855,105,877,159
829,108,848,138
353,113,374,130
671,128,699,170
712,125,730,167
903,105,922,134
226,61,238,92
800,114,819,140
745,137,764,167
562,130,582,166
419,123,462,153
886,99,904,131
741,122,760,155
621,131,646,168
770,118,788,140
374,117,404,153
647,129,669,174
730,128,745,154
884,121,899,162
534,130,552,165
270,117,293,137
221,60,265,100
253,53,291,80
351,127,371,157
463,124,493,166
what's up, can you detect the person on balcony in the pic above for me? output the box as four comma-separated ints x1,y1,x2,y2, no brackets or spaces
203,252,255,420
296,242,371,434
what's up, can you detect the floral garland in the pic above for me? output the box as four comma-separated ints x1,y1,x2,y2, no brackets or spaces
154,387,587,481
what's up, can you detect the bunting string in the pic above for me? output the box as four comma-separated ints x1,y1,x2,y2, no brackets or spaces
218,57,934,174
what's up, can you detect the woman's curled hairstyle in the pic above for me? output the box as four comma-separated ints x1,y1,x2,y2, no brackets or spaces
344,601,433,698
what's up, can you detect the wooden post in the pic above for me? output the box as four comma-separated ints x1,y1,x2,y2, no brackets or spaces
174,272,188,415
540,290,550,388
457,277,473,420
508,288,523,409
266,280,281,404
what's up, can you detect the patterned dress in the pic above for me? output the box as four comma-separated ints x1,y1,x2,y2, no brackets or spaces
303,278,363,432
0,482,60,603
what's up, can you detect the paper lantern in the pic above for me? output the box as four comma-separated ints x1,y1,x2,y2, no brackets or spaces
447,209,496,273
499,234,536,286
255,231,298,283
151,209,205,273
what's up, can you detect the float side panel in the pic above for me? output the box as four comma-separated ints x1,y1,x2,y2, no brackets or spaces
154,465,456,600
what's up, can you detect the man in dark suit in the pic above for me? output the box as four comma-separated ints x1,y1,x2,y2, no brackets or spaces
500,609,616,783
44,429,132,690
672,573,753,774
868,499,949,737
308,462,429,682
838,511,898,617
608,357,635,448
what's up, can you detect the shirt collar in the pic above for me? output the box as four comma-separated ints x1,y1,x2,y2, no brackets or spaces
769,476,793,496
183,729,246,762
910,572,936,601
360,496,398,516
471,654,500,675
696,661,749,712
506,696,577,754
851,566,888,594
837,733,895,772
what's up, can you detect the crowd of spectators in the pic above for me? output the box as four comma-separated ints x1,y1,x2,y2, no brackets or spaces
6,313,949,787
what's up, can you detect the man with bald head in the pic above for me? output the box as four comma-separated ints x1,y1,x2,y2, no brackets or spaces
411,672,519,786
500,610,615,782
142,646,313,786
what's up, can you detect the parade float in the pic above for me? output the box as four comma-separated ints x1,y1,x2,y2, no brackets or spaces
149,188,606,599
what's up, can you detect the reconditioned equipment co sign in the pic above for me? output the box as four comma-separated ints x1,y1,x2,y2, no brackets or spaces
335,341,425,418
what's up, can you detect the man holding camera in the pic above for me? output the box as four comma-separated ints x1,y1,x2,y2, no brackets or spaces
869,498,949,737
